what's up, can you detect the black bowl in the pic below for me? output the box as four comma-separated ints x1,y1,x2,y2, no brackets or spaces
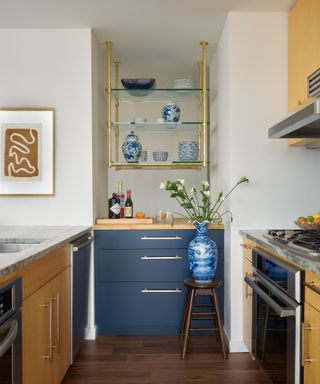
121,78,156,90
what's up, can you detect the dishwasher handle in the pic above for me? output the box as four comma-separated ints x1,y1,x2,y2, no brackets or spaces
73,234,93,252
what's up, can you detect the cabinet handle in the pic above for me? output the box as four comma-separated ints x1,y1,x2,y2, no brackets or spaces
245,272,253,298
304,281,320,296
141,288,182,293
141,236,182,241
140,256,182,260
51,294,60,353
302,322,313,366
40,300,53,360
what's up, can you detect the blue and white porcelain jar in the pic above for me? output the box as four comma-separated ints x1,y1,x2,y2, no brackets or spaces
122,131,142,163
161,102,180,123
188,221,217,283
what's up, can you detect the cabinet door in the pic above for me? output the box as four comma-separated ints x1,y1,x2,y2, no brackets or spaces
50,268,71,384
243,255,253,353
288,0,320,112
23,282,51,384
303,302,320,383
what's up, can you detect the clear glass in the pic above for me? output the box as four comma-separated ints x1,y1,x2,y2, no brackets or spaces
111,121,203,133
111,88,205,102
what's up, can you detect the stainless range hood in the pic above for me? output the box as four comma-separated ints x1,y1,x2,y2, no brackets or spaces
268,98,320,139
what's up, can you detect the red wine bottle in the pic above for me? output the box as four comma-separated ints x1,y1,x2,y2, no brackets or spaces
108,193,120,219
124,190,133,218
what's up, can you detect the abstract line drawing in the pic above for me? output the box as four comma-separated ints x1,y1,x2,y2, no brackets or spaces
4,128,40,178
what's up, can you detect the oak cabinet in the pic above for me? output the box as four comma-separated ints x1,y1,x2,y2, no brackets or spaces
303,270,320,383
288,0,320,112
303,302,320,383
242,239,255,353
21,246,71,384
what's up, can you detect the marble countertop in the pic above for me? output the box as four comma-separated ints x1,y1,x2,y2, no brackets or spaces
0,226,91,279
240,229,320,275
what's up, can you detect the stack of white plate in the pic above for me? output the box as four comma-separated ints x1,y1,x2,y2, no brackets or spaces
172,78,196,89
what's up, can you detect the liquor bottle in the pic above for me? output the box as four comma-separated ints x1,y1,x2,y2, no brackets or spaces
124,190,133,218
116,181,125,218
108,193,120,219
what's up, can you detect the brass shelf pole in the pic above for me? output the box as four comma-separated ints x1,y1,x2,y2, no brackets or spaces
197,60,203,162
114,61,120,162
200,41,208,168
105,41,113,167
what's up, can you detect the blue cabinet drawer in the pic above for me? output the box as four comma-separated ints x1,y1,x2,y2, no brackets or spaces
95,282,187,335
95,248,191,282
94,229,224,250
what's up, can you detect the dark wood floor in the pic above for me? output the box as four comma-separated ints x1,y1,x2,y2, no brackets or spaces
62,335,269,384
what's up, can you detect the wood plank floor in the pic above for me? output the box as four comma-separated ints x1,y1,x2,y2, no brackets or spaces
62,336,269,384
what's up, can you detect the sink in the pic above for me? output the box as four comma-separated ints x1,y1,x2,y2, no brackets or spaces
0,239,45,253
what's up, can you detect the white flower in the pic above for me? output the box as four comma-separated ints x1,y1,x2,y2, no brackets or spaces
203,190,210,197
159,181,168,189
177,178,185,186
177,184,184,191
190,187,196,195
202,180,209,189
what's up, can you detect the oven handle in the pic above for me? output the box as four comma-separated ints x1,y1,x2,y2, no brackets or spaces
0,319,18,358
244,275,295,318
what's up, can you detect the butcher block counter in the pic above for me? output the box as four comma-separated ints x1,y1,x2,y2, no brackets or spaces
94,217,224,230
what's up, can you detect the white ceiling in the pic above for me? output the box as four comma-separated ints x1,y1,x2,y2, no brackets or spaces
1,0,296,79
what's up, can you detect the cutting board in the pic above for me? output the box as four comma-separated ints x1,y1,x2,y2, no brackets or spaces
96,217,154,225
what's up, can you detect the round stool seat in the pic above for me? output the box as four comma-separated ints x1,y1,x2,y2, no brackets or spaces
183,278,221,290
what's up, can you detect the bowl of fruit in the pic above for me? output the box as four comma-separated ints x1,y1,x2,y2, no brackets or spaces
295,212,320,230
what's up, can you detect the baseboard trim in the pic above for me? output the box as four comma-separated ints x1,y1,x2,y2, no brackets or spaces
85,325,97,340
224,327,248,353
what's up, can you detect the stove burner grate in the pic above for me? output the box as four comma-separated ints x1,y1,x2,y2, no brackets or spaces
267,229,320,252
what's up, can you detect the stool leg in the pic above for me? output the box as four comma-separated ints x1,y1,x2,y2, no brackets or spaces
210,300,220,344
180,288,192,344
211,289,228,360
181,288,195,360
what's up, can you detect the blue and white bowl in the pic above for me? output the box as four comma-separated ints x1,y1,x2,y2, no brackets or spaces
153,151,168,162
161,102,180,123
122,131,142,162
178,141,199,161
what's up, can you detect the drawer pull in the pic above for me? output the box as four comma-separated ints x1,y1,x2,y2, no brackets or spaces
304,281,320,296
141,236,182,241
140,256,182,260
141,288,182,293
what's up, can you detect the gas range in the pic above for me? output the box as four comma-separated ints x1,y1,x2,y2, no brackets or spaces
264,229,320,258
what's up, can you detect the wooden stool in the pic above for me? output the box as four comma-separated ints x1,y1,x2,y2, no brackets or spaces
180,278,228,360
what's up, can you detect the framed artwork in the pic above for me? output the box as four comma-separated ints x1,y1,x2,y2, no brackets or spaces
0,108,55,196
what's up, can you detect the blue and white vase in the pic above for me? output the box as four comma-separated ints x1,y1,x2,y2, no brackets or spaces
161,102,180,123
188,221,217,283
122,131,142,162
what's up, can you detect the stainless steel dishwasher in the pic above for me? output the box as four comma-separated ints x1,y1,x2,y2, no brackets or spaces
71,232,93,362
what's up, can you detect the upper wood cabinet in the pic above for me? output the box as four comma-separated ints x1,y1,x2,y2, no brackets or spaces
288,0,320,112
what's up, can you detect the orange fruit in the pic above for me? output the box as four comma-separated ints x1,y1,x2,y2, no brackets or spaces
135,212,145,218
314,217,320,224
298,217,307,223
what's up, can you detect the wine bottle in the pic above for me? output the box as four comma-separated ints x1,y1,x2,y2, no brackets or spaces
108,193,120,219
124,190,133,218
116,181,125,219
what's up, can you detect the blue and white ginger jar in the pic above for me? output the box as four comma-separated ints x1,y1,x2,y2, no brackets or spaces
161,102,180,123
188,221,217,283
122,131,142,163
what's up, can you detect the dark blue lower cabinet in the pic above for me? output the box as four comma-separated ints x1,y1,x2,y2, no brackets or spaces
94,229,224,335
96,282,187,335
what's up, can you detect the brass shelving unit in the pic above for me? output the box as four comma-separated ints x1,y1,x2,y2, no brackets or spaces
105,41,209,170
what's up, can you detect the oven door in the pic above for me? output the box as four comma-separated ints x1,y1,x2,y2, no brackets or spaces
245,271,301,384
0,310,22,384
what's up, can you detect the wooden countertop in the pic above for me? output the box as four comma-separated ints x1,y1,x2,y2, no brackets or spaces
94,218,224,230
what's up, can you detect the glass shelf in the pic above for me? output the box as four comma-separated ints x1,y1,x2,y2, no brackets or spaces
111,121,204,132
111,88,205,102
111,162,205,170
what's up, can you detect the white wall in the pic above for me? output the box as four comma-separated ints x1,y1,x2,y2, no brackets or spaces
0,29,94,225
211,12,320,352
